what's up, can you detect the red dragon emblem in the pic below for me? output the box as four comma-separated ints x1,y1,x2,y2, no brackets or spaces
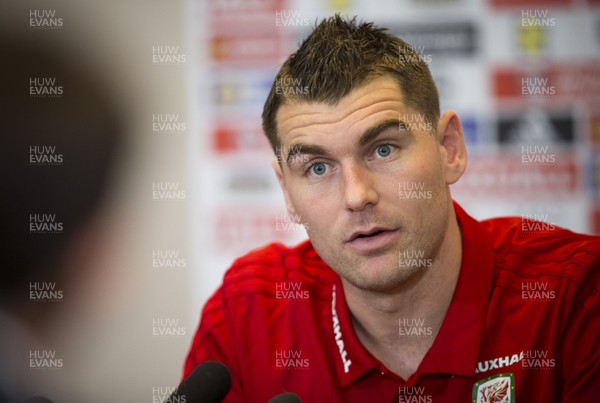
479,378,510,403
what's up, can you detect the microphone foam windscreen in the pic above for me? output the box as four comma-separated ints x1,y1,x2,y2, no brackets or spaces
268,392,302,403
175,361,232,403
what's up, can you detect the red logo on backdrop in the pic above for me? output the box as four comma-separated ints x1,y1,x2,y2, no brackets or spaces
210,33,288,67
493,64,600,105
453,153,581,199
207,0,284,15
489,0,571,8
214,208,298,254
212,121,271,153
207,0,290,67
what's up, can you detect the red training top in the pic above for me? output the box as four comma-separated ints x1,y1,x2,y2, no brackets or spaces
184,203,600,402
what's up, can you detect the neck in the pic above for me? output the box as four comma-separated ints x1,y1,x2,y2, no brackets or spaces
343,207,463,366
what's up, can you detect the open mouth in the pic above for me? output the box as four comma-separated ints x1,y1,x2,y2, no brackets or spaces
348,228,394,242
354,230,386,239
345,227,399,253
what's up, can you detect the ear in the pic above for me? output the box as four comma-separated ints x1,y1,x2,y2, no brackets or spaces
272,159,300,222
436,110,467,185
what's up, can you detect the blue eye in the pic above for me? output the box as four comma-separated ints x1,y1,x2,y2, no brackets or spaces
310,162,328,176
375,145,392,158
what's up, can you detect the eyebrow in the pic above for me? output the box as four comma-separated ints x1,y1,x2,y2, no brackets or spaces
357,118,403,148
285,118,404,167
285,144,328,166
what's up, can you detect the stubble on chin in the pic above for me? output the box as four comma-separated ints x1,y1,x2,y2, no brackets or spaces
314,241,420,293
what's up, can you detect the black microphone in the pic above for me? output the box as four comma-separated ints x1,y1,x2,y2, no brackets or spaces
170,361,232,403
268,392,302,403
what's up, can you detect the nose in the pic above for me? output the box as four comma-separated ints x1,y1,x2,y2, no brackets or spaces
342,162,379,212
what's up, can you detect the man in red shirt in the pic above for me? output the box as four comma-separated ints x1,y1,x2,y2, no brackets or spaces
185,16,600,402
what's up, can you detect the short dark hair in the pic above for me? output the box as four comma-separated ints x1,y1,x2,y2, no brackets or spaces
262,15,440,154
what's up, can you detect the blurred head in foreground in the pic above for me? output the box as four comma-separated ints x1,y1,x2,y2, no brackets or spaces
0,37,123,401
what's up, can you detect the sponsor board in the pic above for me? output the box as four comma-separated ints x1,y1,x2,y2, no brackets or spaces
461,116,480,147
212,120,272,153
517,19,549,58
490,0,570,8
496,110,575,145
212,207,304,255
452,153,580,198
207,0,283,15
208,8,289,66
212,74,273,109
493,64,600,104
391,21,477,57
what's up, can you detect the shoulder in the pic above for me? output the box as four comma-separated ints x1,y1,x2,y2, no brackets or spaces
481,216,600,288
220,240,334,300
195,240,334,339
